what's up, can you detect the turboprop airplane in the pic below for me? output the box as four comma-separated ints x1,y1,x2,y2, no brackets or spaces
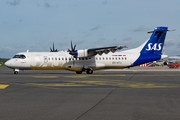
5,26,170,74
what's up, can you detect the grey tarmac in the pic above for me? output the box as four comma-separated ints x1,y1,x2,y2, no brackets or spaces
0,66,180,120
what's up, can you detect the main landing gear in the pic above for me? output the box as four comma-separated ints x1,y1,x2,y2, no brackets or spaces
76,68,93,74
86,68,93,74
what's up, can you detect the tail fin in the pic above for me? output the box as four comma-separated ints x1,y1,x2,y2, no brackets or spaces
131,26,170,66
140,26,168,55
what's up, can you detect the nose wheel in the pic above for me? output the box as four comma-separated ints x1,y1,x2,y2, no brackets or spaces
14,71,18,74
14,69,19,74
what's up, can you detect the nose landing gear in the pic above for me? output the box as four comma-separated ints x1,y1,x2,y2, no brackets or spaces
14,69,19,74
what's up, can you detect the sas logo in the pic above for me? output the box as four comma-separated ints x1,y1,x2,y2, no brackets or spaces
146,43,163,51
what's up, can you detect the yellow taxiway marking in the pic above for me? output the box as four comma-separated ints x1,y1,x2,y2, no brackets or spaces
25,78,179,89
127,83,178,89
32,76,59,78
25,81,180,89
0,84,9,89
87,74,126,76
27,83,91,87
64,74,126,78
70,80,126,86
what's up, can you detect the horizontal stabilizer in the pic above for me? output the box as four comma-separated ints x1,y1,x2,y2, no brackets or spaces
147,29,175,33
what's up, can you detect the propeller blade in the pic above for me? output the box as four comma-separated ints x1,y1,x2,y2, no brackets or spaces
53,42,55,51
50,42,58,52
68,41,77,57
73,44,76,51
71,41,73,51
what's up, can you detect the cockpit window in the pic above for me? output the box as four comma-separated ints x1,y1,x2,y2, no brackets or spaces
13,54,26,59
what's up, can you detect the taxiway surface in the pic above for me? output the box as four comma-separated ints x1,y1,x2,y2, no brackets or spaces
0,66,180,120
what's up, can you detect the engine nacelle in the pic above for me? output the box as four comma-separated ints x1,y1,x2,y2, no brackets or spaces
74,49,88,58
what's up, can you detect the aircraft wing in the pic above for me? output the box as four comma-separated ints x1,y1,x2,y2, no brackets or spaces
68,42,127,58
87,45,127,56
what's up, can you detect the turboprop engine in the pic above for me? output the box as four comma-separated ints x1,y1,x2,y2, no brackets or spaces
73,49,88,58
67,41,90,58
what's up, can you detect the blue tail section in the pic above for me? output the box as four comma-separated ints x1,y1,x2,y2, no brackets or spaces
132,26,168,66
140,26,168,54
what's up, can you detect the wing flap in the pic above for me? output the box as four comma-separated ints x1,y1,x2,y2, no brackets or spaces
88,45,127,56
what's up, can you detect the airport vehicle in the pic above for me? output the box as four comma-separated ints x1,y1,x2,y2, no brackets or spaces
5,26,170,74
165,56,180,68
167,56,180,64
167,62,179,69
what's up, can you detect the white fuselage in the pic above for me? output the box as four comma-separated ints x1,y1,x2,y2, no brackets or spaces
5,26,170,74
5,51,139,72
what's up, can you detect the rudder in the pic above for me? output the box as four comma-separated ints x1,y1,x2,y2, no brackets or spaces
140,26,168,55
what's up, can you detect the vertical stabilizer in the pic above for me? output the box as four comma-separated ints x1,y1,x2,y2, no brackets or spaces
132,26,169,66
140,26,168,55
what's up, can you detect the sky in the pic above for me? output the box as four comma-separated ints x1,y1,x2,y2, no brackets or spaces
0,0,180,58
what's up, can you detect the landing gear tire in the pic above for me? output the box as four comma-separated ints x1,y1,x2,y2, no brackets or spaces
76,71,82,74
86,69,93,74
14,71,18,74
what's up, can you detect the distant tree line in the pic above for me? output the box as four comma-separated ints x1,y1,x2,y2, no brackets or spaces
0,58,9,66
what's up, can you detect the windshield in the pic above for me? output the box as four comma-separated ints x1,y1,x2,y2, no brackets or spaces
13,54,26,59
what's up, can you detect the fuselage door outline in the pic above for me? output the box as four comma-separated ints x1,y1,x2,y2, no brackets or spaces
44,56,48,63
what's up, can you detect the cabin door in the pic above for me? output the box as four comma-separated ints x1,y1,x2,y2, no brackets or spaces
44,56,48,63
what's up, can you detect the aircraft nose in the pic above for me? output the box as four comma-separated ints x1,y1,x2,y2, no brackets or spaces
5,60,11,67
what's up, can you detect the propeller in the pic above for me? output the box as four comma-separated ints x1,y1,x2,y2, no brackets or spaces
50,42,58,52
67,41,77,57
67,41,77,66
